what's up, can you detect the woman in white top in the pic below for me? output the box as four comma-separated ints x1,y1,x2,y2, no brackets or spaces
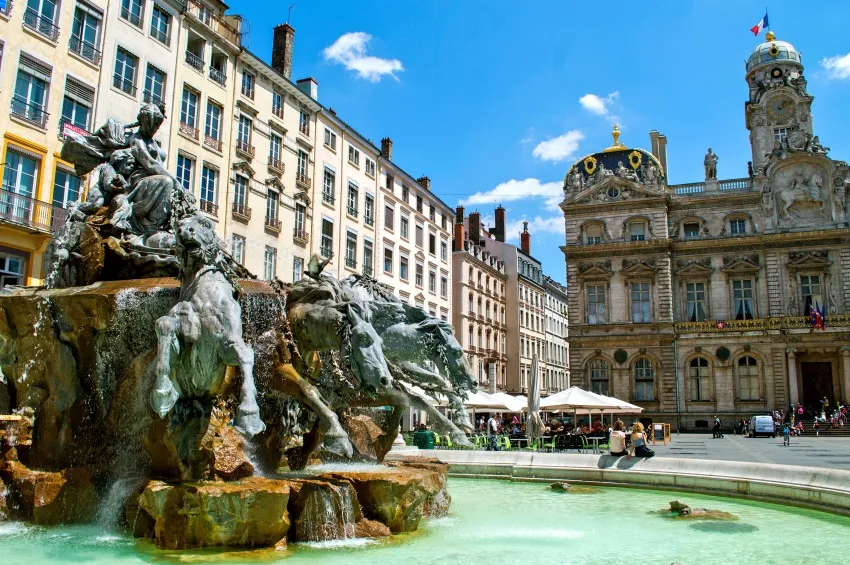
609,419,628,456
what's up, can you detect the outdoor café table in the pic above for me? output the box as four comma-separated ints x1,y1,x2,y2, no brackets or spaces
510,437,528,448
587,436,605,454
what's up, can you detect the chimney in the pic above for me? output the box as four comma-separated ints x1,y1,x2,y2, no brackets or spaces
469,212,481,245
454,220,465,251
380,137,393,161
296,77,318,99
455,205,465,225
649,130,668,177
417,176,431,191
272,23,295,79
520,221,531,255
494,205,506,243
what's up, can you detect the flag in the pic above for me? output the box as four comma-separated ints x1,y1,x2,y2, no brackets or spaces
816,302,827,330
750,13,769,36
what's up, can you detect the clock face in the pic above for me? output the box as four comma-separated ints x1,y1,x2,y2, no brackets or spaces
766,94,795,122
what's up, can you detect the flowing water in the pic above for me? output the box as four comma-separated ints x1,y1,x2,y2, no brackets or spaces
2,478,849,565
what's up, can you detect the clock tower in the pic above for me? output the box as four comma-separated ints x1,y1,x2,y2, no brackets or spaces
744,31,812,171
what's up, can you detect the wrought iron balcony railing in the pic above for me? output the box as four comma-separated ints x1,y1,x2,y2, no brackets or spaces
232,202,251,221
673,314,850,333
293,229,309,244
203,135,222,151
199,199,218,217
179,121,199,140
241,84,254,99
347,206,358,218
113,74,137,96
0,189,68,233
264,216,282,233
185,51,204,72
209,66,226,86
235,140,255,158
11,98,48,128
268,156,284,173
120,6,142,27
23,8,59,41
69,35,101,65
296,172,311,188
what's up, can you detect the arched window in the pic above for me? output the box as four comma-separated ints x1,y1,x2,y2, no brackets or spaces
589,359,609,395
634,358,655,401
468,267,473,281
468,293,474,313
737,356,760,400
688,357,711,401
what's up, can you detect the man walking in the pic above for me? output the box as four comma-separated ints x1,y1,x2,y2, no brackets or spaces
782,422,791,446
487,413,501,451
713,415,724,438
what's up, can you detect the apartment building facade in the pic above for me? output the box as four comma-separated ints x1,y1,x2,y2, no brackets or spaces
544,276,570,392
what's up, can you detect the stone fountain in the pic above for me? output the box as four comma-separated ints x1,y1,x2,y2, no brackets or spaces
0,103,476,550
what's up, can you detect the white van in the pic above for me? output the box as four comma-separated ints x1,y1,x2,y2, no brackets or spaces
750,415,776,438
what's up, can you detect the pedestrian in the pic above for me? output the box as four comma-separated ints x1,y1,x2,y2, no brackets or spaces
814,419,820,438
713,415,724,438
487,413,500,451
782,422,791,446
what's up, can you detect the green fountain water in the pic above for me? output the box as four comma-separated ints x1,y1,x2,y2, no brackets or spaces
2,478,848,565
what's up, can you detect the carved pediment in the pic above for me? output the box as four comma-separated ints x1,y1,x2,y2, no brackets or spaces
621,259,658,278
232,161,255,177
265,177,284,191
787,250,832,271
566,176,663,206
294,190,311,206
577,260,613,279
675,258,713,277
721,255,761,274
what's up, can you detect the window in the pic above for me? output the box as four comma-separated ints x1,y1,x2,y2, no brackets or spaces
400,255,409,280
180,87,198,128
416,194,423,213
730,218,746,235
320,219,334,258
61,78,94,131
585,224,602,244
113,48,138,95
324,128,337,150
233,175,248,210
384,247,393,274
70,6,102,64
688,357,711,401
143,64,166,104
384,205,394,231
737,356,760,400
441,214,447,230
363,239,373,276
241,71,255,98
468,294,473,313
629,222,645,242
120,0,143,27
429,270,436,293
150,5,171,44
176,155,193,191
13,55,51,127
441,276,448,298
297,150,308,182
386,174,394,191
415,224,424,247
345,231,357,269
586,284,606,324
52,169,81,208
364,194,374,226
631,282,651,323
1,149,39,219
237,115,252,147
322,168,335,204
801,274,824,315
685,282,707,322
429,204,435,221
205,101,222,141
773,127,788,144
0,252,26,288
348,145,360,166
365,157,376,177
588,360,609,395
272,90,283,118
428,233,436,255
269,134,282,167
265,189,279,225
293,257,304,282
683,222,700,239
401,184,409,203
294,203,306,236
415,263,423,287
634,358,655,401
263,246,277,281
200,166,217,206
732,279,754,320
299,110,309,135
440,241,448,261
231,235,245,265
347,182,358,217
400,215,409,239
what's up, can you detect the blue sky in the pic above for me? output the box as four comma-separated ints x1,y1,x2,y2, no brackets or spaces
232,1,850,284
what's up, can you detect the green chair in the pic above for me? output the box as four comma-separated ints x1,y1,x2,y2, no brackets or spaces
434,433,442,448
579,435,590,453
500,436,512,451
543,435,559,452
596,437,610,452
524,438,542,451
444,435,453,449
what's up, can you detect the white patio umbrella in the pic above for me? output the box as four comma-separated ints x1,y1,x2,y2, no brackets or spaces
539,386,619,411
490,392,527,412
463,390,519,411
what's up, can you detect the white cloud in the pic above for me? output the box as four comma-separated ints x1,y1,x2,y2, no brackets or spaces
579,91,620,122
460,178,563,207
532,130,584,163
323,32,403,82
504,216,564,242
821,53,850,79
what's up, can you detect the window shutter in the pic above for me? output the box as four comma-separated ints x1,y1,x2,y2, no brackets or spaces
65,76,95,106
19,52,52,82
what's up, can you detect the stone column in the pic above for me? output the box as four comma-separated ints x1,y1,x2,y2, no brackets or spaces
787,348,800,407
841,347,850,404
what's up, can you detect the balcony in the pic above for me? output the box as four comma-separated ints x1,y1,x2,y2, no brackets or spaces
204,135,222,152
69,35,102,65
185,51,204,72
674,315,850,333
241,84,254,99
142,90,165,106
58,118,90,140
299,121,310,136
209,66,227,86
293,228,309,245
113,74,137,97
232,202,251,222
268,156,284,174
179,121,199,140
345,256,357,269
185,0,241,47
235,140,255,159
264,216,282,234
363,264,373,277
0,190,68,234
322,193,335,206
272,105,284,120
296,172,311,189
199,199,218,217
364,215,374,227
150,26,169,45
719,177,753,191
23,8,59,41
347,206,358,219
120,6,142,27
11,98,48,129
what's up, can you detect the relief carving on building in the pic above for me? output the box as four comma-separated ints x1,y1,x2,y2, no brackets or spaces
723,255,760,268
674,258,713,276
576,260,613,279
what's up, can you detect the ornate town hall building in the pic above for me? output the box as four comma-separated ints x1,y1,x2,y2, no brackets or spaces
561,32,850,429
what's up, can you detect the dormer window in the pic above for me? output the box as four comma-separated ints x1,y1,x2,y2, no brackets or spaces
684,222,700,239
629,222,645,242
729,218,747,235
585,224,602,244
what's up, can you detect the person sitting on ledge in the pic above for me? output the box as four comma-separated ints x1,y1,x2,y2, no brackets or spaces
629,422,655,458
609,419,628,456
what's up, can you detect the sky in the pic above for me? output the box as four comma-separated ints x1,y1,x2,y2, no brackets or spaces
231,0,850,285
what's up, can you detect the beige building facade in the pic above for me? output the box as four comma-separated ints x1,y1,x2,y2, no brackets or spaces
544,276,570,392
562,33,850,430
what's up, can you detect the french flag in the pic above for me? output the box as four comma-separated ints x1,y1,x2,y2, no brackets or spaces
750,13,769,36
